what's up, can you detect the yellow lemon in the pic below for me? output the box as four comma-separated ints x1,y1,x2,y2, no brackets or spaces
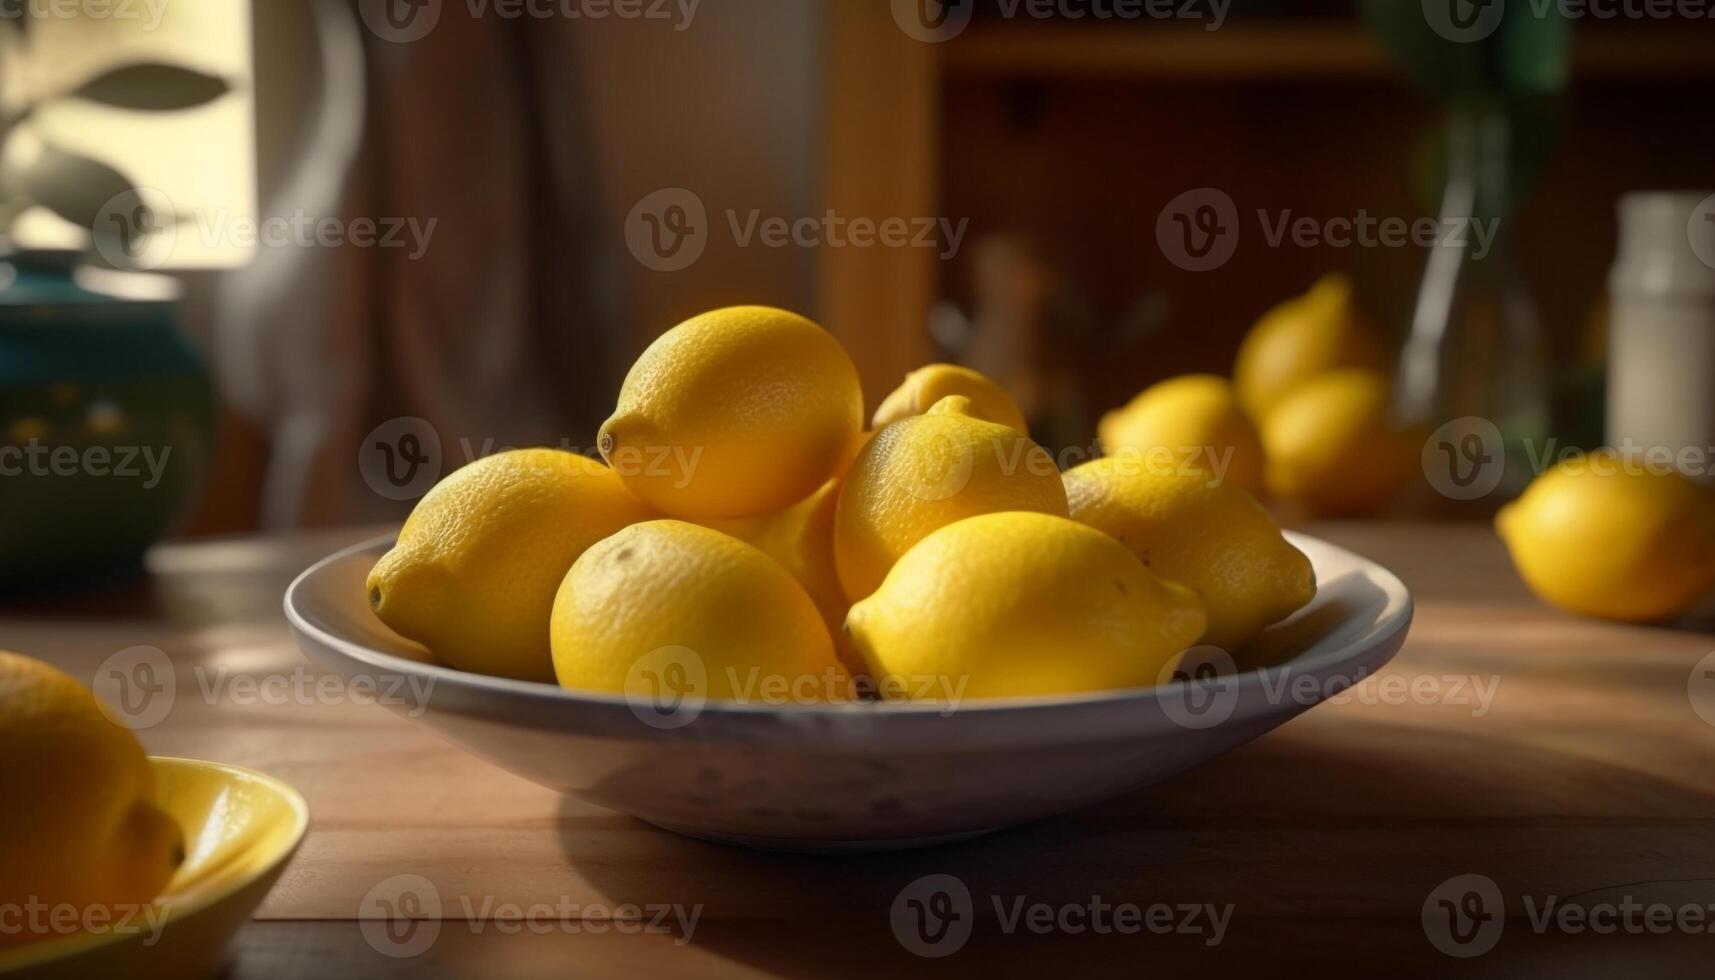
598,306,864,520
1261,369,1412,517
0,651,184,949
367,448,654,682
872,363,1029,434
1064,458,1316,652
845,512,1207,700
1235,274,1383,418
1497,452,1715,622
834,395,1068,602
1097,374,1265,495
551,520,848,700
697,479,862,673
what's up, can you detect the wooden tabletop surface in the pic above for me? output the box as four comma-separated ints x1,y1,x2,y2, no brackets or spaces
3,522,1713,978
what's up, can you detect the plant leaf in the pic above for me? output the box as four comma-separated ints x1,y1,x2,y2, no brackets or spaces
68,63,229,111
5,143,140,230
1358,0,1571,101
1497,11,1572,94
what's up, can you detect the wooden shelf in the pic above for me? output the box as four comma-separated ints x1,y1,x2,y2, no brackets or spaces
941,23,1715,81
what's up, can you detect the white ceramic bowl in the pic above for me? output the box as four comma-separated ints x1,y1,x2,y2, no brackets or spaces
285,532,1411,852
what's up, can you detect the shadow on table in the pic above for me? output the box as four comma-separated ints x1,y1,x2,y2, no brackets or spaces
556,722,1715,976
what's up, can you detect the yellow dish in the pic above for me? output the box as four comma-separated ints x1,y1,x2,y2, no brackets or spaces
0,758,308,980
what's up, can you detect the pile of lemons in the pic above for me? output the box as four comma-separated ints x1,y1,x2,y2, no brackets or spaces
367,305,1317,701
1100,273,1411,517
1102,274,1715,624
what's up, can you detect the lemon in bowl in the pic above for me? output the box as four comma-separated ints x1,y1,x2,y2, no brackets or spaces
0,653,307,980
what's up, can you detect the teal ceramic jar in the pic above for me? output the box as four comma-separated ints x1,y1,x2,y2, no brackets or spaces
0,249,215,591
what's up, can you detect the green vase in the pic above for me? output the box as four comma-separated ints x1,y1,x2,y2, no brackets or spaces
0,249,215,592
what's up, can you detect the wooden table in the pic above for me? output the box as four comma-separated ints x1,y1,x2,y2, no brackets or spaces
3,523,1713,978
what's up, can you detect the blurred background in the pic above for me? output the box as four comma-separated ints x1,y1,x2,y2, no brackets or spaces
1,0,1712,572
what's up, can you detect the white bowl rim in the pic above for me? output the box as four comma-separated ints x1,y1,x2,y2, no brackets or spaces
284,530,1414,725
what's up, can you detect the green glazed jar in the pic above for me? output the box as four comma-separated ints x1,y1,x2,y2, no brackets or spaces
0,249,215,591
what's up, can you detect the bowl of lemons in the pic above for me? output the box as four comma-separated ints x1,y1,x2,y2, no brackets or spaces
286,305,1413,851
0,652,308,979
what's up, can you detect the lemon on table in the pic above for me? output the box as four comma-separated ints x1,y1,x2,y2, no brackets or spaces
1235,273,1383,418
0,651,184,949
834,395,1068,603
1097,374,1265,496
872,363,1029,434
598,306,864,520
1261,369,1412,517
1497,452,1715,622
845,513,1207,700
551,520,848,701
367,448,654,682
1065,458,1315,652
